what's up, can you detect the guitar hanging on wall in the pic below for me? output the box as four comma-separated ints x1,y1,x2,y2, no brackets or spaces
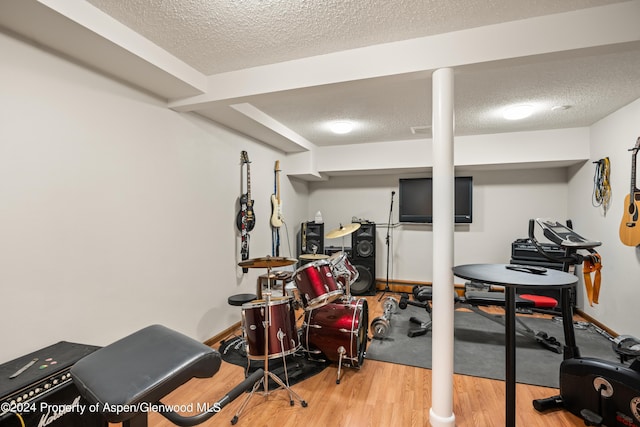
237,151,255,271
619,137,640,247
271,161,283,228
270,160,283,256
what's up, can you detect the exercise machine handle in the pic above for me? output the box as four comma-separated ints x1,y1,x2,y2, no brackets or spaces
156,368,265,426
527,219,580,265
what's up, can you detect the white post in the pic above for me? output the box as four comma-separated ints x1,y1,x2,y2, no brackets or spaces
429,67,456,427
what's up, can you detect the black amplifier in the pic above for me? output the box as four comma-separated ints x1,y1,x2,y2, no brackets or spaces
0,342,104,427
511,238,565,263
324,246,352,257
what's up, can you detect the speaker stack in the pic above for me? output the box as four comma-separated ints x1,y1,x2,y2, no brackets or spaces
350,221,376,296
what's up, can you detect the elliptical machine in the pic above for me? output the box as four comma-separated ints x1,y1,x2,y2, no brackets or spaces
529,218,640,426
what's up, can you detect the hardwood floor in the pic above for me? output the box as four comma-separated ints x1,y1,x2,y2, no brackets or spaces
147,293,586,427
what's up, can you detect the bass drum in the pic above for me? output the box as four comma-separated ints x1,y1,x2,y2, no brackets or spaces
302,298,368,368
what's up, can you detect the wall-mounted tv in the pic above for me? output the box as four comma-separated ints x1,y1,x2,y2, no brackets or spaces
398,176,473,224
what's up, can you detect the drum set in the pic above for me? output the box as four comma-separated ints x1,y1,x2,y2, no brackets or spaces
236,223,369,394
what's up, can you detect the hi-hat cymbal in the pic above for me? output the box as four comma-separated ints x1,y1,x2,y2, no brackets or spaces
299,253,329,260
238,256,298,268
325,223,361,239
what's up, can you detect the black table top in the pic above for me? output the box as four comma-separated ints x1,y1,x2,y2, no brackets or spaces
453,263,578,289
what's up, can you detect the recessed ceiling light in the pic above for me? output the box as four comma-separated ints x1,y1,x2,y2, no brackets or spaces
551,105,571,111
503,104,535,120
329,120,354,134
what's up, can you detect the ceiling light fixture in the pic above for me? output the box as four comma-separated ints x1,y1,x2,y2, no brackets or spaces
503,104,535,120
329,120,354,134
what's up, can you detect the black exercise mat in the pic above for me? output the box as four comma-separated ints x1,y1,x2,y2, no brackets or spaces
218,336,330,390
366,304,620,388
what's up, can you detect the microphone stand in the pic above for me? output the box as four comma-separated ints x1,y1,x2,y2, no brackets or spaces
378,191,395,301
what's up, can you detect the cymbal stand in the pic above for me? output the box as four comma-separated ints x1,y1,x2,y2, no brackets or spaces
232,273,307,425
338,237,354,302
335,240,352,384
267,268,295,390
339,270,353,303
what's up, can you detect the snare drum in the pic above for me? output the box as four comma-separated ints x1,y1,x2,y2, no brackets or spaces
329,251,359,287
242,296,300,360
302,298,368,368
294,260,343,310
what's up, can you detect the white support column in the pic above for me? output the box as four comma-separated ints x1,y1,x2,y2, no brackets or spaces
429,67,456,427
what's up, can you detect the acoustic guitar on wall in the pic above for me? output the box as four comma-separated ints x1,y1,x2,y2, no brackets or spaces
619,137,640,246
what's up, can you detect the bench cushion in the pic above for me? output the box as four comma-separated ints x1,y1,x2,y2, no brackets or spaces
464,291,535,308
71,324,221,422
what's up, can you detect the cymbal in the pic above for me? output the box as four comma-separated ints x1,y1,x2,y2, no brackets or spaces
299,253,329,260
238,256,298,268
325,223,361,239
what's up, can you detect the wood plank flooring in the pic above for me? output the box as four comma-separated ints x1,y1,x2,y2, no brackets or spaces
146,293,586,427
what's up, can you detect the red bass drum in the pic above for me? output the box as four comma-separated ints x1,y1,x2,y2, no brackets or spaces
302,298,368,368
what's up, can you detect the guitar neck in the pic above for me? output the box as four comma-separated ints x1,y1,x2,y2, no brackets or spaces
631,151,638,195
275,161,281,202
247,162,252,202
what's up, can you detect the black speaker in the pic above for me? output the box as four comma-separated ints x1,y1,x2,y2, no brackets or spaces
300,222,324,257
324,246,351,258
352,221,375,260
350,222,376,295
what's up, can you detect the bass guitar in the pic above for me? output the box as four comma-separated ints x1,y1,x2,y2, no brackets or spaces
619,137,640,246
270,160,283,228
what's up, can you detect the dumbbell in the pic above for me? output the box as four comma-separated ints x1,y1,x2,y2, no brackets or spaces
370,297,399,339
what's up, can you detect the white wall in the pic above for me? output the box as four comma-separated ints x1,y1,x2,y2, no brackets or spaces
308,168,569,283
0,32,307,362
568,97,640,337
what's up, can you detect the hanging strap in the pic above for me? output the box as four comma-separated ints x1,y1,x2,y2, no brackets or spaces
582,252,602,306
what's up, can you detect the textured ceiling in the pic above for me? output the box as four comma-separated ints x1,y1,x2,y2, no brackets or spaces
80,0,640,151
246,45,640,145
2,0,639,160
86,0,625,75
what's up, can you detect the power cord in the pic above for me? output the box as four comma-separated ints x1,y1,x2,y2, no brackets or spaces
592,157,611,215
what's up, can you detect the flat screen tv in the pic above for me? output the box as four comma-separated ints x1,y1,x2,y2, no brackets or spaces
398,176,473,223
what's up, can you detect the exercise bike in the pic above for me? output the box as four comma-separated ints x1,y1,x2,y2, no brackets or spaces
530,219,640,427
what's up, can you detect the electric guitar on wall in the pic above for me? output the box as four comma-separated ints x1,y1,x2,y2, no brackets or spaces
619,137,640,246
270,160,283,228
237,151,255,271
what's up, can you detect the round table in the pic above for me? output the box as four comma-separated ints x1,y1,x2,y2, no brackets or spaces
452,263,578,427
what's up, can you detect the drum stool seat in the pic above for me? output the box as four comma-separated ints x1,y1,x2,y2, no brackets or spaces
228,293,258,306
71,324,221,424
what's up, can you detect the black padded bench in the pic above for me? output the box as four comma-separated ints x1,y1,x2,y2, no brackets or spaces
71,324,262,427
